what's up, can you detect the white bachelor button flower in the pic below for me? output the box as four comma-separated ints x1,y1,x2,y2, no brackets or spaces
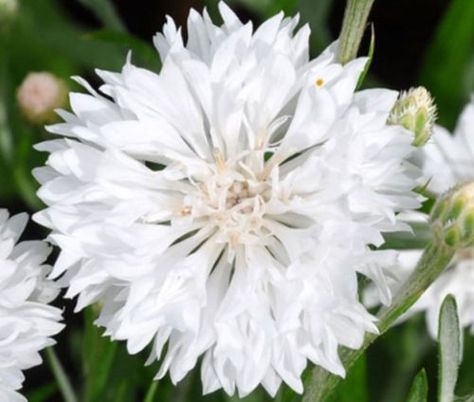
395,248,474,338
0,209,63,402
384,97,474,338
423,97,474,193
33,3,420,397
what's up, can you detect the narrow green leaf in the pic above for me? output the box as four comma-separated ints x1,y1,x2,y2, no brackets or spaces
78,0,127,32
82,306,119,402
45,348,78,402
406,369,428,402
143,381,159,402
419,0,474,128
356,24,375,89
382,221,433,250
438,295,461,402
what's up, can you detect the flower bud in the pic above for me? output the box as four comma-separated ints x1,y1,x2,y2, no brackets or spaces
16,72,68,125
388,87,437,147
431,182,474,248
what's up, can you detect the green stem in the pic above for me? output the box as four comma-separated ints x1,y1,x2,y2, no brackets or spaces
302,241,455,402
45,347,78,402
337,0,375,64
144,380,159,402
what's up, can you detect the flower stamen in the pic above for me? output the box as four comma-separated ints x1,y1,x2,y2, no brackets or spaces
213,148,227,173
315,78,325,88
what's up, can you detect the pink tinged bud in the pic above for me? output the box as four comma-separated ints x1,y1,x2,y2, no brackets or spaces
16,72,68,125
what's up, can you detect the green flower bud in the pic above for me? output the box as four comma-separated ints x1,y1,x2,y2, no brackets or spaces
431,182,474,248
16,72,68,125
388,87,437,147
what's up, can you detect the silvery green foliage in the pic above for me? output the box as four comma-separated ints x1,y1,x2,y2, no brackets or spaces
404,295,461,402
438,295,461,402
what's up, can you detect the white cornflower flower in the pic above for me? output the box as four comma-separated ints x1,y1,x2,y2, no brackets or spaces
398,248,474,337
33,3,420,397
0,209,63,402
366,97,474,338
423,97,474,193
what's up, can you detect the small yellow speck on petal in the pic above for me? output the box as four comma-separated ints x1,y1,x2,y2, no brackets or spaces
315,78,324,88
178,206,192,216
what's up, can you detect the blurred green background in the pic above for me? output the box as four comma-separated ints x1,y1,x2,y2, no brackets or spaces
1,0,473,401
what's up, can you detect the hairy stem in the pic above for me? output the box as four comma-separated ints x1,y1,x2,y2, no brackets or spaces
337,0,375,64
303,241,455,402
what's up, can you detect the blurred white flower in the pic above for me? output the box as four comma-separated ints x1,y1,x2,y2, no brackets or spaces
396,248,474,337
17,72,68,125
423,97,474,193
0,209,63,402
416,97,474,336
366,97,474,338
34,3,420,397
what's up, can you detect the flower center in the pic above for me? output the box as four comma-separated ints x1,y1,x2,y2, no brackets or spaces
178,152,275,247
225,181,252,209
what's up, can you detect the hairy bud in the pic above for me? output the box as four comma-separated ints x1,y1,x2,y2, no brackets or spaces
431,182,474,248
389,87,437,147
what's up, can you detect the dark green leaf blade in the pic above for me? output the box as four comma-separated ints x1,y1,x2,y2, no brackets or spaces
356,24,375,89
328,355,368,402
406,369,428,402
